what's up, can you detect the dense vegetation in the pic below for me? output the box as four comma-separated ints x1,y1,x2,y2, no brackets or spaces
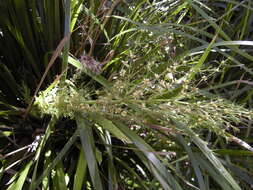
0,0,253,189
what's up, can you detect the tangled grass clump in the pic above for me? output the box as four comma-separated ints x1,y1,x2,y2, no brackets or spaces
2,0,253,189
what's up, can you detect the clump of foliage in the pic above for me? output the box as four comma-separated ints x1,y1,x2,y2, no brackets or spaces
1,0,253,190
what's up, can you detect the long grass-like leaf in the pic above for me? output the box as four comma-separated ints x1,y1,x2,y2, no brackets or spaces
171,118,242,190
29,117,57,190
115,157,150,190
177,135,206,190
7,161,32,190
30,129,79,190
188,32,218,81
196,156,233,190
42,149,51,190
89,113,130,143
61,0,71,80
73,148,87,190
112,120,183,190
53,162,68,190
71,0,84,31
75,113,103,190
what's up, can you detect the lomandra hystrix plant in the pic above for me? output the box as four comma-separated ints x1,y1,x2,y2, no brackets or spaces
1,0,253,190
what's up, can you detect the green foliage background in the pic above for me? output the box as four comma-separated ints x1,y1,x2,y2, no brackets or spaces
0,0,253,189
